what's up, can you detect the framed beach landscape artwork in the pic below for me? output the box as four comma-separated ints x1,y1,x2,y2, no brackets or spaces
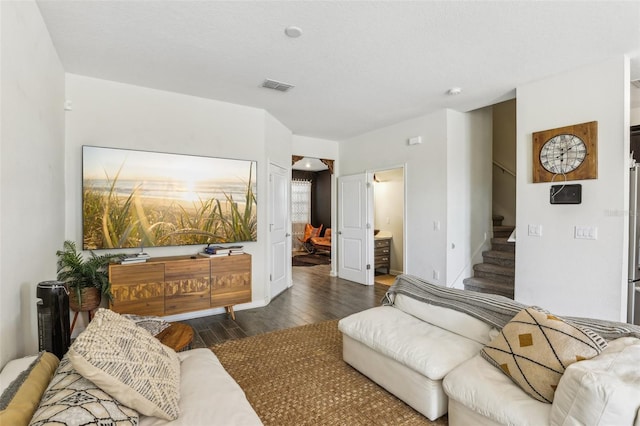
82,146,257,250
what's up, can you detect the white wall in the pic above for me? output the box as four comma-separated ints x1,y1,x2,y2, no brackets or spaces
341,109,492,285
446,108,493,288
341,110,449,282
292,135,339,163
515,57,629,321
64,74,287,329
0,1,65,366
632,107,640,126
265,114,293,290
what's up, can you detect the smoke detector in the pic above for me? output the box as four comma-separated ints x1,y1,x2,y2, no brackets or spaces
261,79,295,92
284,26,303,38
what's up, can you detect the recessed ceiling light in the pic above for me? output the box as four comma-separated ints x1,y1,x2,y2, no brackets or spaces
447,87,462,95
285,26,303,38
305,162,311,168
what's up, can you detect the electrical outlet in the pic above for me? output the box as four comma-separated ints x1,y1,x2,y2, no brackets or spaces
575,226,598,240
528,224,542,237
433,270,440,280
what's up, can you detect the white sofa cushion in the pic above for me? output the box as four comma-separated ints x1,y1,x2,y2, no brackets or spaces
443,354,551,426
393,294,499,344
550,337,640,426
338,306,483,380
140,348,262,426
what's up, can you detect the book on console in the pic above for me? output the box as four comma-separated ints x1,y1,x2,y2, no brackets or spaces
198,252,229,258
120,257,147,264
204,245,231,255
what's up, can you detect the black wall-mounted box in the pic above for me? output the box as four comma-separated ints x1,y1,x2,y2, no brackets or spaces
550,184,582,204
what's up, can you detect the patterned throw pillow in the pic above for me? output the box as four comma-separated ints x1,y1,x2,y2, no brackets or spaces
121,314,170,336
29,355,138,426
481,306,607,403
68,309,181,420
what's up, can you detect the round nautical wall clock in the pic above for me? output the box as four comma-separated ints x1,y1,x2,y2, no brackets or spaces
532,121,597,183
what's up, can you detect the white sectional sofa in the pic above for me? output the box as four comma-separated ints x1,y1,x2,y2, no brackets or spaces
339,274,640,425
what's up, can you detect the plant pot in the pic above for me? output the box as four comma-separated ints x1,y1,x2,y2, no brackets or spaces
69,287,101,312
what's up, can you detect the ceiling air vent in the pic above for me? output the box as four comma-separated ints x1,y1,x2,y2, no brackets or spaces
632,80,640,89
261,79,295,92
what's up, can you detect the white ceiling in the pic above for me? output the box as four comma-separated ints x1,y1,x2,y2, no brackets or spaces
36,1,640,141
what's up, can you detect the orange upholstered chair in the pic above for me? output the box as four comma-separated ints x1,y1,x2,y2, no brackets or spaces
298,224,323,252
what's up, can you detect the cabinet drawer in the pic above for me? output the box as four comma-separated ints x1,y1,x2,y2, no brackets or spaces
110,263,165,316
109,263,164,285
165,258,209,280
110,281,165,316
211,255,252,308
375,239,390,248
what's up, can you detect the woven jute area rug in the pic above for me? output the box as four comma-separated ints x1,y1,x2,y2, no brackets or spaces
211,319,448,426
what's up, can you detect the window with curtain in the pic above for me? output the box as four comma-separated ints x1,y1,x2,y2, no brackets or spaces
291,179,312,250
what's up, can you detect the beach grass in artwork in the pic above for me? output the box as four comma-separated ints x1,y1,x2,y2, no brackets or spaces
82,146,257,250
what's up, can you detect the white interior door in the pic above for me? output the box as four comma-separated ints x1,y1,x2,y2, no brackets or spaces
338,173,373,285
269,163,290,299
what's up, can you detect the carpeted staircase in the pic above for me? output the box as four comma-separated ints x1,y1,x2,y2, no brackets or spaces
463,215,515,299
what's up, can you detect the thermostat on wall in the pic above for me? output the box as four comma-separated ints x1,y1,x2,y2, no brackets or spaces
550,184,581,204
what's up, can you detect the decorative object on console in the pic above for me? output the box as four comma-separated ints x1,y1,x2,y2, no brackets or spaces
532,121,597,183
82,145,257,250
481,306,607,403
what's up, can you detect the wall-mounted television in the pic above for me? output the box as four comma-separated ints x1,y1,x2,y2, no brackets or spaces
82,146,257,250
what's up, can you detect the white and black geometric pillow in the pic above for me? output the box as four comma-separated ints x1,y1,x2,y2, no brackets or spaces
481,306,606,403
29,355,138,426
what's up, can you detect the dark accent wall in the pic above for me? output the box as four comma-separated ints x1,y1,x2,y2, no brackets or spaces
632,125,640,163
312,170,331,236
292,169,332,236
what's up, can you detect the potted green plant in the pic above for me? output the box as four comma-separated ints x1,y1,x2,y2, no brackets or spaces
56,240,118,312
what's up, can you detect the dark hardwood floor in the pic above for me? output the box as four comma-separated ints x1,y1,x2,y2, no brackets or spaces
184,264,389,348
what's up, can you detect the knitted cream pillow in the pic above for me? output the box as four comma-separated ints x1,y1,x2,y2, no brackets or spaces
481,307,606,403
68,309,180,420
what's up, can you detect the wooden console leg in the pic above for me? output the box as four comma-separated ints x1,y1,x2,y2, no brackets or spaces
225,305,236,321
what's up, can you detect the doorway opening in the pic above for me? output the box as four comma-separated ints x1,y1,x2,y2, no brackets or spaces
291,156,333,271
372,167,405,286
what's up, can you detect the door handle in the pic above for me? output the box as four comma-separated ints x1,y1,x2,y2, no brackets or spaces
285,233,291,237
338,231,342,235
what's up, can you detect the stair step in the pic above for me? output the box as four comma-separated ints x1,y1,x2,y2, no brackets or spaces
482,250,515,267
463,277,514,299
491,238,515,253
473,263,514,284
493,225,515,238
492,214,504,226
